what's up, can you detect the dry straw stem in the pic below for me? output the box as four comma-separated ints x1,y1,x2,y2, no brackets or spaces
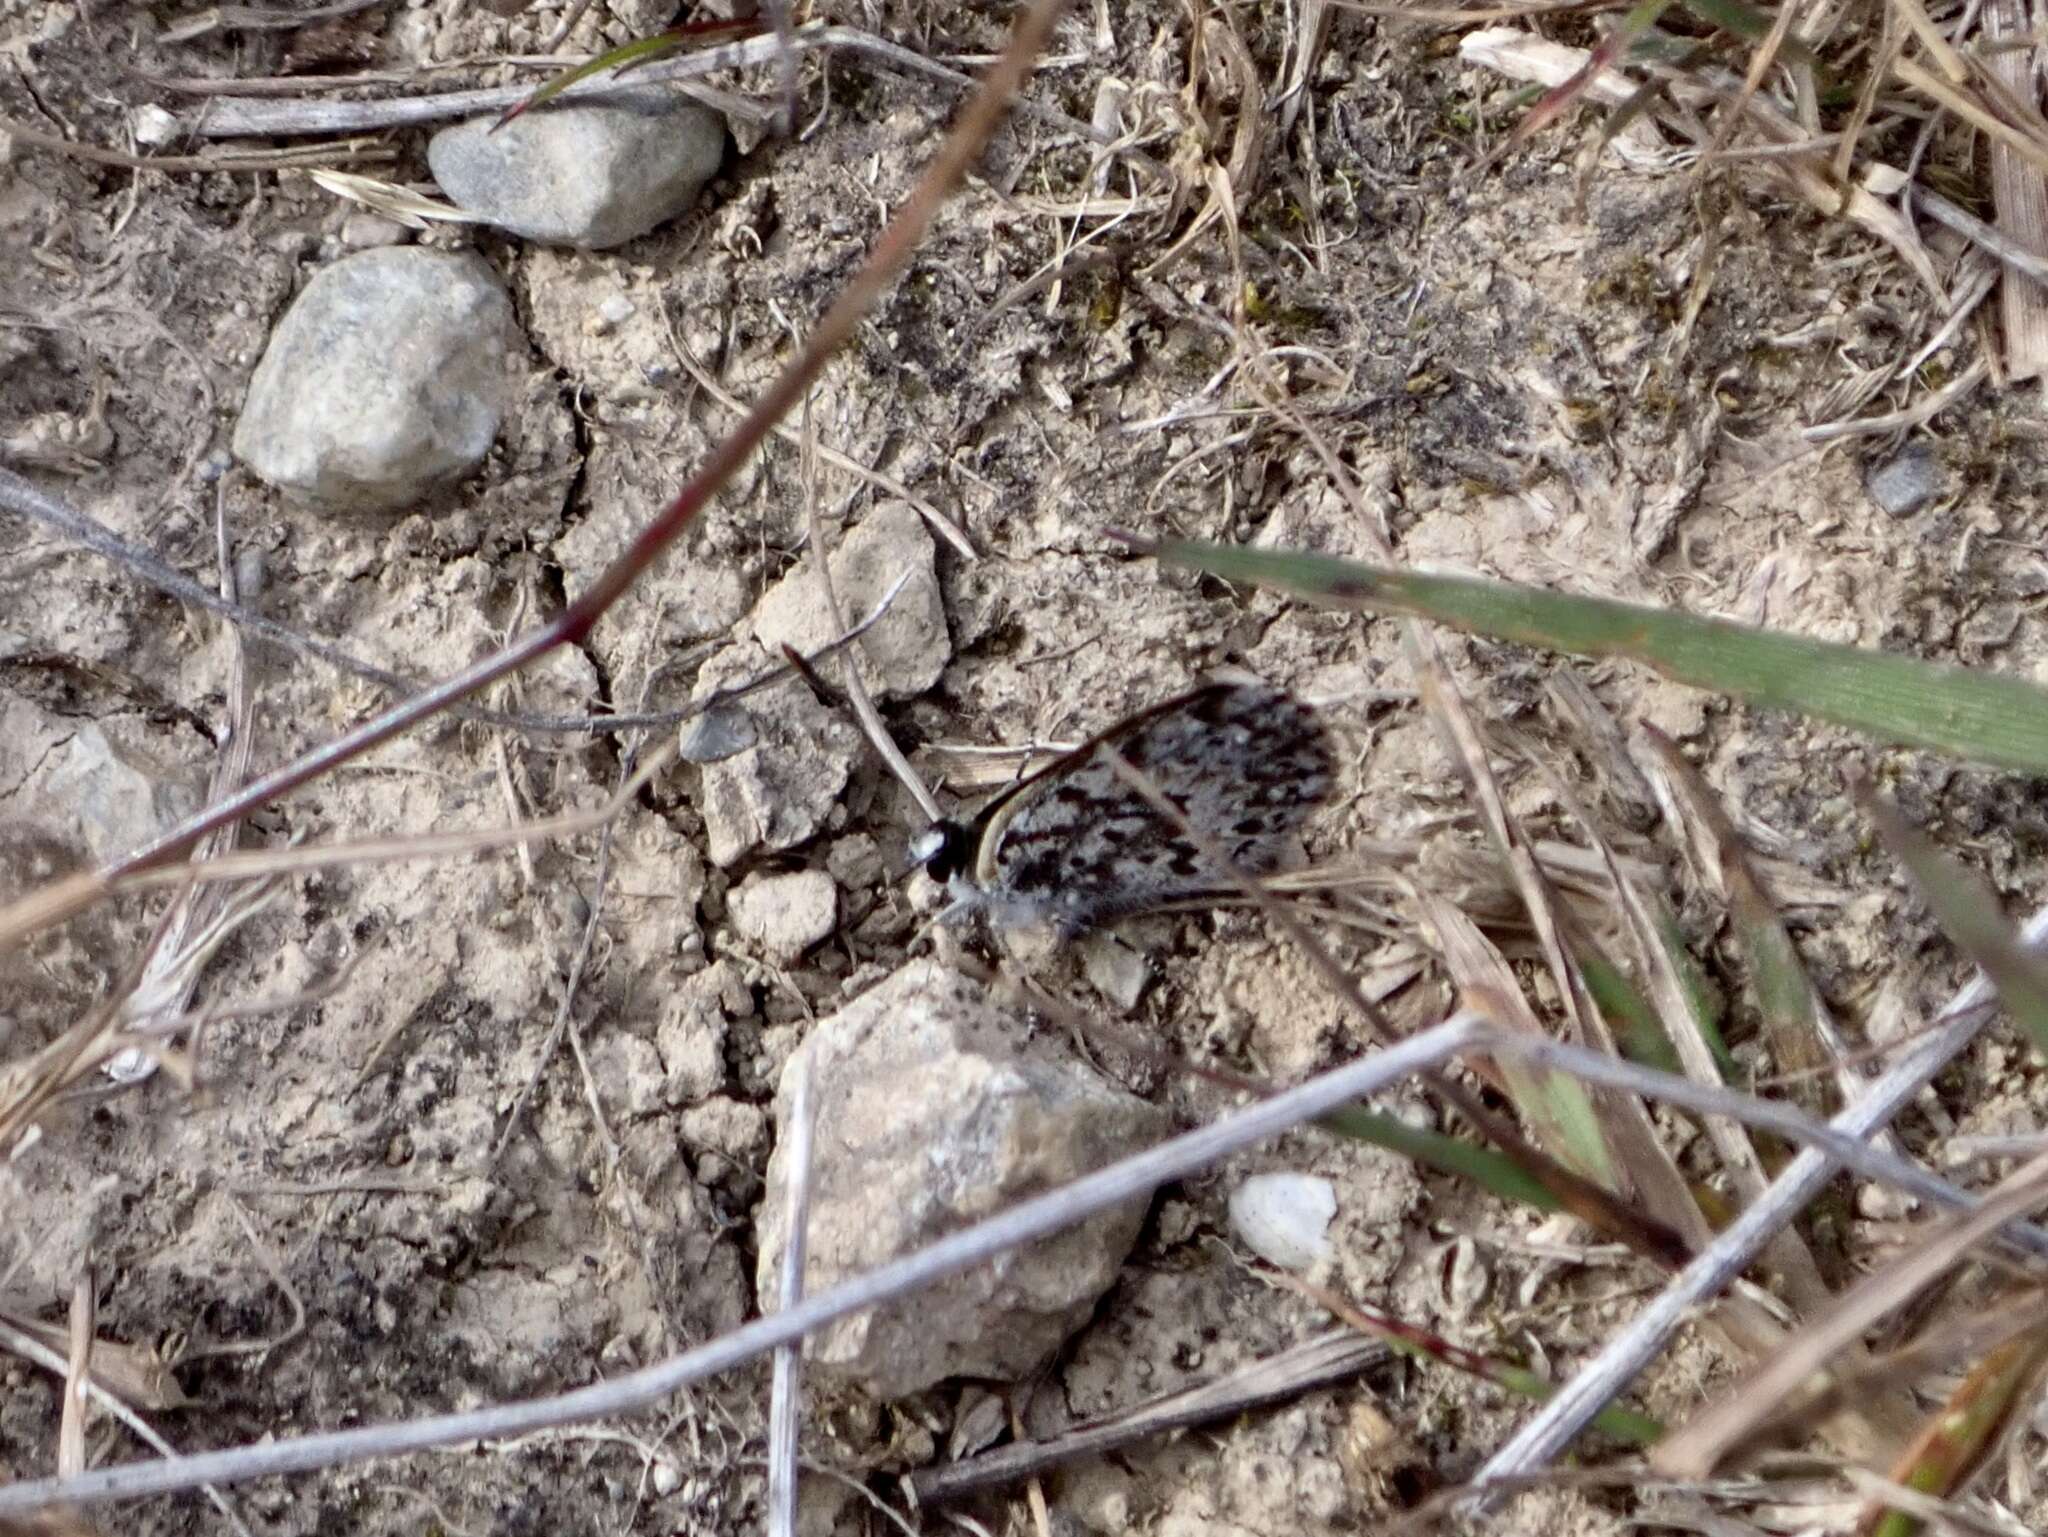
908,1329,1388,1505
0,8,1060,948
1654,1148,2048,1481
764,1056,815,1537
1982,0,2048,382
171,22,1169,188
1711,1291,2048,1478
1471,901,2048,1503
0,114,394,174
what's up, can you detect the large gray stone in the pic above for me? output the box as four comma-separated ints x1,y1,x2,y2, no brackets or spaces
232,248,520,512
428,86,726,250
754,963,1169,1400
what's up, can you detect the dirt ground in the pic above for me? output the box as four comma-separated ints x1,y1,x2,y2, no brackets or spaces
4,1,2048,1534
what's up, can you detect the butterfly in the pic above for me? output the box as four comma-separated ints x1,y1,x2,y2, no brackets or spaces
911,680,1334,941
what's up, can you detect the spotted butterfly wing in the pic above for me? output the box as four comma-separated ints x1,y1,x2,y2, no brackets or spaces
919,681,1333,939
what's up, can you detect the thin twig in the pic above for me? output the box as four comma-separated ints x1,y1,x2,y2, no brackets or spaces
662,327,974,561
766,1055,815,1537
794,385,943,824
0,114,392,172
178,23,1169,189
908,1329,1385,1504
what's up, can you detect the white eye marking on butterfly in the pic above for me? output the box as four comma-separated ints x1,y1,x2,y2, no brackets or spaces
912,681,1333,940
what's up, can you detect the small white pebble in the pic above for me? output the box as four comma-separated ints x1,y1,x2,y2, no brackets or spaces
1229,1172,1337,1272
131,104,179,148
598,292,637,326
650,1461,681,1496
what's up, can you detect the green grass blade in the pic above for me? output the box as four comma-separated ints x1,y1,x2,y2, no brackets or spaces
493,32,686,127
1318,1105,1560,1211
1575,944,1683,1075
1861,792,2048,1060
1136,537,2048,774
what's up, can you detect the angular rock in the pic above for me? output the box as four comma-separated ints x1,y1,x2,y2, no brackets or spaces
428,86,725,250
728,868,838,960
1867,445,1942,517
750,500,950,700
755,963,1170,1400
689,645,860,867
28,721,201,863
654,961,737,1104
232,248,520,512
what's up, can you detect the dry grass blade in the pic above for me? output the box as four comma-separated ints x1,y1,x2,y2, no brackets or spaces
1858,1321,2048,1537
907,1329,1388,1505
1641,727,1837,1118
1414,892,1617,1189
304,169,485,228
1653,1149,2048,1481
1862,791,2048,1059
1663,1291,2048,1489
0,1312,189,1413
1982,0,2048,382
1277,1271,1663,1442
1472,901,2048,1499
1479,0,1676,169
0,113,394,173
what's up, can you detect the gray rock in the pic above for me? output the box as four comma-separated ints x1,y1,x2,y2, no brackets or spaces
750,500,950,700
232,248,520,512
676,1097,767,1160
728,868,838,960
586,1031,668,1118
1867,445,1943,516
677,703,757,764
754,963,1170,1399
655,963,736,1103
689,645,861,867
427,86,725,250
35,722,201,862
1079,931,1151,1012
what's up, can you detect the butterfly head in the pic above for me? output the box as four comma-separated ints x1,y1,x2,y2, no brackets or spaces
909,818,976,885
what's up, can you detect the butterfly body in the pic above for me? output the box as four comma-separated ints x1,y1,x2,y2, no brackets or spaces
916,681,1333,940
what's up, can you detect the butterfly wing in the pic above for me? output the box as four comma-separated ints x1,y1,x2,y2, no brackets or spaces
964,682,1331,936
